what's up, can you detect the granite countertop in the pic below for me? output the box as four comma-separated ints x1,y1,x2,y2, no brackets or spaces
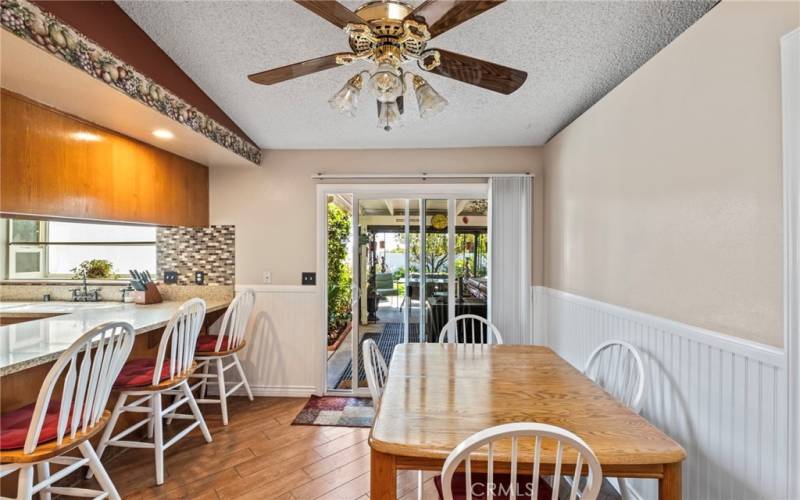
0,300,230,376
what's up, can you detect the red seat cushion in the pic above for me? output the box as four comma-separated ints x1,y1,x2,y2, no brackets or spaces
114,358,172,388
434,473,553,500
0,400,64,450
195,335,230,353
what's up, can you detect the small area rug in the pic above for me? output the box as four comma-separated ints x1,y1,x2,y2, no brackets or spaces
291,396,374,428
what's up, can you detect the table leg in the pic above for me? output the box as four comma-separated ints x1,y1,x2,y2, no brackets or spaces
659,462,682,500
371,448,397,499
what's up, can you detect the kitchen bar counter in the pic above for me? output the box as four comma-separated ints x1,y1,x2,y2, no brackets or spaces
0,300,231,376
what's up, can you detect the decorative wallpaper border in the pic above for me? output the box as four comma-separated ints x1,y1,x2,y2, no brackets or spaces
0,0,262,165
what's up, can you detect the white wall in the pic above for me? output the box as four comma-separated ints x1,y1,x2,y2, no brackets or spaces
543,0,799,347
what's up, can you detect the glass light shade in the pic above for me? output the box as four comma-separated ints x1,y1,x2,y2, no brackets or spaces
377,100,403,131
369,63,403,103
415,82,448,119
328,81,360,117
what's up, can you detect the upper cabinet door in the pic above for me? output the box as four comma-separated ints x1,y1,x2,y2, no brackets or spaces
0,90,209,227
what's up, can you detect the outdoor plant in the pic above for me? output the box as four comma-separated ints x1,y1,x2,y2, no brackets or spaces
71,259,116,279
327,203,352,344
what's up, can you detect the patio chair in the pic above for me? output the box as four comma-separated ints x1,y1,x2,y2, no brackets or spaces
375,272,399,308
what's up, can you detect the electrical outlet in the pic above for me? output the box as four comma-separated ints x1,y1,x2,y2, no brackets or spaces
263,271,272,284
194,271,205,285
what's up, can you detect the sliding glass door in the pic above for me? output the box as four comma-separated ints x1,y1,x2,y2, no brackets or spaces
323,186,488,395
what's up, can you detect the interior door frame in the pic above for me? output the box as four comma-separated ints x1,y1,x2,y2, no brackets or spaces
781,27,800,500
316,183,488,396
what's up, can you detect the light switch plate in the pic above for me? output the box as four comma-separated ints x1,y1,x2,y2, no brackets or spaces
301,272,316,286
163,271,178,284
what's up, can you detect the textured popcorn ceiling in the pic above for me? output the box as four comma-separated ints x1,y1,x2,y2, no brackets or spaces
119,0,716,149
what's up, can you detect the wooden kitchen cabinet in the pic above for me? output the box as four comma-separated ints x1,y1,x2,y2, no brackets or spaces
0,90,209,227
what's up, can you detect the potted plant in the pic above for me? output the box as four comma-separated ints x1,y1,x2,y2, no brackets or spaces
71,259,117,280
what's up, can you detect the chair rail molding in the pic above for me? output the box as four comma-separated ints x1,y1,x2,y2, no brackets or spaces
532,285,788,500
781,27,800,500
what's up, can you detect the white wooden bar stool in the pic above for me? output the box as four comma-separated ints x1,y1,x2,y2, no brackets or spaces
189,289,255,426
92,298,212,486
0,321,135,500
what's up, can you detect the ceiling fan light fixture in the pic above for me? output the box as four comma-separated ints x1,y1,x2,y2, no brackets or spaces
329,74,363,117
377,100,403,132
413,75,448,119
369,63,403,103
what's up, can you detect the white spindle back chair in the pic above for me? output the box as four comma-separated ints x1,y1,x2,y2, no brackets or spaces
212,289,255,352
440,423,603,500
583,340,645,413
583,340,645,499
438,314,503,345
190,290,256,425
362,338,388,405
362,337,425,500
93,298,212,486
154,298,207,384
0,322,135,500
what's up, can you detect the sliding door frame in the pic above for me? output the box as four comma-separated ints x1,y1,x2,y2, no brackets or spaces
316,183,488,395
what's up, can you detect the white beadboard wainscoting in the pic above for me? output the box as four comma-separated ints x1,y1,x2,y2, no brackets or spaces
532,286,789,500
232,284,322,397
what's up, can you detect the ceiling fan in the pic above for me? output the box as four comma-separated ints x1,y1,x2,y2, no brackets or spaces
247,0,527,131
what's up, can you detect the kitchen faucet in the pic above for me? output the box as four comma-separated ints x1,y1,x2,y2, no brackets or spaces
70,271,102,302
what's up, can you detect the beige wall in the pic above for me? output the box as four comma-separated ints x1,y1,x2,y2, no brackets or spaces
210,147,544,286
544,0,798,347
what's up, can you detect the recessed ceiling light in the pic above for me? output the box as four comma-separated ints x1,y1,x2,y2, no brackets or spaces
152,129,174,139
70,132,101,142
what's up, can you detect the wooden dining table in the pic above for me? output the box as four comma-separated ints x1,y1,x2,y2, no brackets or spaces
369,343,686,499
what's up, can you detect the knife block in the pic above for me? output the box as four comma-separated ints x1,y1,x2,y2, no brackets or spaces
133,282,163,305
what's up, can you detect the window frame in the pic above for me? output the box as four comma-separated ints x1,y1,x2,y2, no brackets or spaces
8,220,47,278
6,219,156,280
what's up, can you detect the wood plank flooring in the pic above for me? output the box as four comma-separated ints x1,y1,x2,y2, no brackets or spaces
80,396,622,500
81,396,435,500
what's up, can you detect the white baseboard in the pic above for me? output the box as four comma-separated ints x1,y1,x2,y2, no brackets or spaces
247,385,317,398
210,385,317,398
533,285,789,500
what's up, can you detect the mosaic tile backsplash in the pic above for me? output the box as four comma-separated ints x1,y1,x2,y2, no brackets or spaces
156,226,235,286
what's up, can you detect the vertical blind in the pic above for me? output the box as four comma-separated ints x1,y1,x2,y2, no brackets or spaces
488,177,532,344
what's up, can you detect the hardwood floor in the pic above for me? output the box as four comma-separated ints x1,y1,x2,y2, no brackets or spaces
82,396,622,499
83,396,436,500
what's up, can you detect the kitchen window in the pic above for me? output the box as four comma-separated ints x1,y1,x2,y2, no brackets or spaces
5,218,156,280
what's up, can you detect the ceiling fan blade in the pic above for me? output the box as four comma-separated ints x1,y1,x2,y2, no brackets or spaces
248,53,351,85
425,49,527,95
294,0,364,29
406,0,505,39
